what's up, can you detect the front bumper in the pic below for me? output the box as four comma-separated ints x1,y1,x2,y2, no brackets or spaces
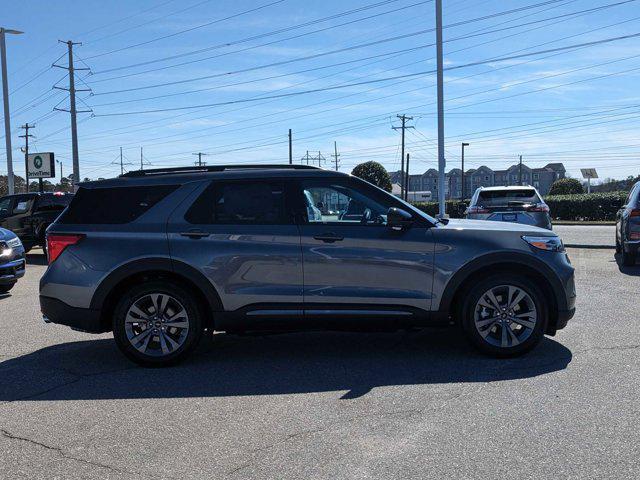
40,295,106,333
0,258,26,285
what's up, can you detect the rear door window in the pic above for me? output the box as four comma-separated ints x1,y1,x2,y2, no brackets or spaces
186,180,288,225
477,189,540,207
35,194,73,212
60,185,177,224
11,195,34,214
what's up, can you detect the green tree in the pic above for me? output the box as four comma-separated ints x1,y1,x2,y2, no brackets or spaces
548,177,584,196
351,161,392,192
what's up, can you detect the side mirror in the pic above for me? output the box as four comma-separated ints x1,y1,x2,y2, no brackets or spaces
387,207,413,231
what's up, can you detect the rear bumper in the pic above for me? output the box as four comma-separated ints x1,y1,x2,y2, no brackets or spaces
40,295,107,333
623,239,640,253
0,258,26,285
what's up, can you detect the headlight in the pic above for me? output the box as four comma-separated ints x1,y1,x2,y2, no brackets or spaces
0,242,10,257
522,235,565,252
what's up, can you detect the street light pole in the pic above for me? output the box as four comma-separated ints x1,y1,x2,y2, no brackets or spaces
435,0,446,217
461,142,469,201
1,27,23,195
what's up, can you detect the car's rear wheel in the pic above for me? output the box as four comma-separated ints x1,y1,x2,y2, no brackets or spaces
621,248,636,266
113,281,204,367
461,274,548,357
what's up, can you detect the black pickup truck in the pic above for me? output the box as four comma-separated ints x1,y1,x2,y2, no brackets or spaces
0,192,74,253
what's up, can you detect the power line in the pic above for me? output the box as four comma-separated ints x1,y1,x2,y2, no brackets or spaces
91,31,640,116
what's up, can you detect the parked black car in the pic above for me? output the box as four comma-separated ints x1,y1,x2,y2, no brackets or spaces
0,192,73,253
616,181,640,266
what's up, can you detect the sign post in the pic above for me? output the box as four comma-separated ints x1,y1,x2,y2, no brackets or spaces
580,168,598,194
27,152,55,193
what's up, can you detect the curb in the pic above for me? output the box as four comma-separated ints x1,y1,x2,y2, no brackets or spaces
564,244,615,250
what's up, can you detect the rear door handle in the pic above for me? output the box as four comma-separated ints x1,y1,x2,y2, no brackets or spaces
313,233,344,243
180,229,210,239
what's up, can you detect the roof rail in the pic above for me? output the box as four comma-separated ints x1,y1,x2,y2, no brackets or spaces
120,164,320,178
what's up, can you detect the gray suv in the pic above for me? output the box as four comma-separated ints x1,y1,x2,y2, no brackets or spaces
40,165,575,366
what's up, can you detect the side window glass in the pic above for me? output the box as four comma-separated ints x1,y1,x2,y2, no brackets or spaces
186,181,287,225
301,180,389,225
0,198,11,215
12,197,33,214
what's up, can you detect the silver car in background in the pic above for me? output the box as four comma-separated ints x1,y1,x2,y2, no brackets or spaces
466,186,552,230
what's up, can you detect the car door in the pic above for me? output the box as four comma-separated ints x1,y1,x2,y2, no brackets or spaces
167,178,303,314
295,176,435,314
4,195,34,240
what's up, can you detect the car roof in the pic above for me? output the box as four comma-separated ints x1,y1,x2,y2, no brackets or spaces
80,165,351,188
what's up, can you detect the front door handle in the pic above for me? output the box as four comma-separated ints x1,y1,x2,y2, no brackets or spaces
180,229,210,239
313,233,344,243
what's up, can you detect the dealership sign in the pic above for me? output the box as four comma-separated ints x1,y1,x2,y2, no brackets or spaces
27,152,55,178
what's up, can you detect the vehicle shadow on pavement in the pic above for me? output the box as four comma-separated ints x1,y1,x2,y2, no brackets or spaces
26,253,47,266
613,254,640,275
0,329,572,402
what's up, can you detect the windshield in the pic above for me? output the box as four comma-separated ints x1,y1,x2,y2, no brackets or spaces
477,189,540,206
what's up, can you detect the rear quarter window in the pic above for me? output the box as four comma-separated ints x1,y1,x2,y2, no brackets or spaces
60,185,177,224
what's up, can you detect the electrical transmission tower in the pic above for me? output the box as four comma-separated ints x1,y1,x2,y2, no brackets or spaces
111,147,133,176
193,152,209,167
53,40,92,190
331,141,340,171
139,147,152,170
392,114,414,199
300,151,325,167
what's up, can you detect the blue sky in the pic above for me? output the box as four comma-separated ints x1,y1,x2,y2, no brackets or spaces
1,0,639,182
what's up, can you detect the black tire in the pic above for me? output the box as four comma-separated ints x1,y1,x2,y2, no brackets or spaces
622,248,636,267
615,236,622,254
460,274,548,358
112,281,204,367
0,283,15,294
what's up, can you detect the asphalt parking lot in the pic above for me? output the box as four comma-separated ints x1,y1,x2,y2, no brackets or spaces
1,246,638,479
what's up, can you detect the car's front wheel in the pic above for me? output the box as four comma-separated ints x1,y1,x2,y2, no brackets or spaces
461,274,548,357
621,247,636,266
113,281,204,367
0,283,15,294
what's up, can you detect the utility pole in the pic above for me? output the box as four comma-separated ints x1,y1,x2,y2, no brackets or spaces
331,141,340,171
317,150,326,167
1,27,23,195
461,142,469,200
435,0,446,217
140,147,144,170
192,152,208,167
112,147,133,175
19,123,35,193
404,153,410,201
57,160,63,190
392,114,414,199
288,129,293,165
301,151,311,165
53,40,91,192
519,155,523,186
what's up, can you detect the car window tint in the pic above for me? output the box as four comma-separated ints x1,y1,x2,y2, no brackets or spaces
37,194,73,211
301,180,389,225
0,198,12,215
186,181,287,225
12,197,34,214
477,189,540,206
60,186,177,224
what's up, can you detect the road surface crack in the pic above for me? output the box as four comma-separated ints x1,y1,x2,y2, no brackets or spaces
0,427,149,477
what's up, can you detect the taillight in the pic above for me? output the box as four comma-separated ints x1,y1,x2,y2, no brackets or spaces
467,206,489,214
630,209,640,217
47,234,84,264
527,203,550,213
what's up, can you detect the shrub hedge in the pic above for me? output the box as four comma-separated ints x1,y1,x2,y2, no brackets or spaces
411,191,628,221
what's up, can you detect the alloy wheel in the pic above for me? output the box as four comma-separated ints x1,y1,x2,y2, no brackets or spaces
473,284,537,349
124,293,190,357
